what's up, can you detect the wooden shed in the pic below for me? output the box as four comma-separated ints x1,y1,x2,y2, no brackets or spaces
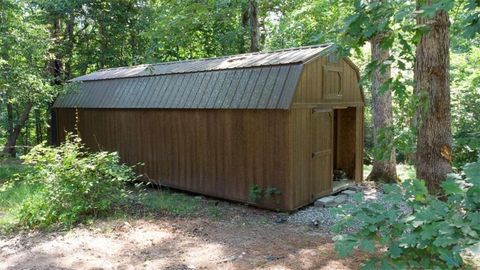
53,44,364,211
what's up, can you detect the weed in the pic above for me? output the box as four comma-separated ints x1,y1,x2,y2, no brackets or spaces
248,184,263,202
207,206,222,218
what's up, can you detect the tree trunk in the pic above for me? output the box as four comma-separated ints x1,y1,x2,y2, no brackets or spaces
3,102,33,156
99,19,108,69
367,35,397,183
47,16,63,145
4,102,15,157
47,17,63,84
239,9,249,53
248,0,260,52
64,14,75,80
35,108,42,144
414,2,452,194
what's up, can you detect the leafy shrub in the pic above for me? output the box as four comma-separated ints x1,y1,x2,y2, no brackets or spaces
10,134,137,228
333,157,480,269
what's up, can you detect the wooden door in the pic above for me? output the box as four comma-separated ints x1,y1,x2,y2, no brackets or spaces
310,109,333,199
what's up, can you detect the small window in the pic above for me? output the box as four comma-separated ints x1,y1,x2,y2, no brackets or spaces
323,65,343,100
328,54,338,63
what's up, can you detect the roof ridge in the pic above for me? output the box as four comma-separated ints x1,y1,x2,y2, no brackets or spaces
96,43,333,73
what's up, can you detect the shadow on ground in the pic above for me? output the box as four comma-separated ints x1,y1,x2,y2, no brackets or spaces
0,202,367,270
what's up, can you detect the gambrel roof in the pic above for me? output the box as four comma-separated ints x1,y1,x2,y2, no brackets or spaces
53,44,334,109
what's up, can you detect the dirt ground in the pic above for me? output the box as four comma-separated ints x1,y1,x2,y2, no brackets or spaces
0,201,367,270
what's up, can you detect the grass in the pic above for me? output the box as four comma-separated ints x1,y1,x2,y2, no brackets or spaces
0,182,39,229
0,165,209,232
0,160,34,230
137,187,224,218
1,159,418,231
0,159,204,230
0,160,29,184
363,163,416,181
138,188,202,216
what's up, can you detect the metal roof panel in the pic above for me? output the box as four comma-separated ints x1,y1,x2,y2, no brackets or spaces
70,44,331,82
53,45,327,109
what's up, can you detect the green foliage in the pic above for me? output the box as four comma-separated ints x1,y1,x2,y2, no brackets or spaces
0,161,29,184
333,157,480,269
265,0,351,49
265,186,282,205
247,184,282,204
371,126,396,162
144,0,245,61
451,47,480,167
462,0,480,38
265,186,282,197
0,161,32,229
140,189,200,216
248,184,263,203
339,0,419,163
1,134,137,228
0,185,40,230
339,0,479,166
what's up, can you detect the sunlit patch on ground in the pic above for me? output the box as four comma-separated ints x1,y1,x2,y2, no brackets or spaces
0,217,368,270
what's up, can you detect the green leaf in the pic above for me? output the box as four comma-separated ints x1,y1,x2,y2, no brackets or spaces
380,258,394,270
388,243,403,258
464,160,480,184
359,239,376,253
378,78,393,94
360,258,378,270
335,238,356,258
461,226,478,237
433,236,457,247
419,224,437,240
438,248,461,267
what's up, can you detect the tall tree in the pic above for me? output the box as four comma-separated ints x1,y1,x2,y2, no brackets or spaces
414,1,452,194
341,0,402,182
368,32,397,183
248,0,260,52
0,0,53,156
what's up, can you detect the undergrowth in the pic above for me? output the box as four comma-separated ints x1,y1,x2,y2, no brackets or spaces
0,135,137,230
140,188,201,216
334,156,480,269
0,138,219,232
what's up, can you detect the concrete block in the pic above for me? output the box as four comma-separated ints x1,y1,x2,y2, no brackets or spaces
348,185,363,192
342,190,356,197
334,194,347,204
314,196,336,207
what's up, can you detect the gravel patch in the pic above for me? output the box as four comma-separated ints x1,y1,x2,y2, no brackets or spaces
288,182,385,228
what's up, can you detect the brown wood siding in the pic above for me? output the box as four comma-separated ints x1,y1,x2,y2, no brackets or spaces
292,57,363,106
288,108,335,209
289,108,313,208
311,110,333,197
53,55,363,212
55,108,291,210
288,56,364,209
